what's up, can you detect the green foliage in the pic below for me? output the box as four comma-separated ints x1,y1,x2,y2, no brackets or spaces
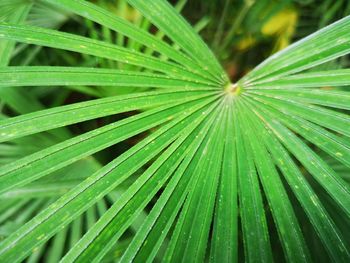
0,0,349,262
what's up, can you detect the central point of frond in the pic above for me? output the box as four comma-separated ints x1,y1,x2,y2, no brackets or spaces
224,83,243,96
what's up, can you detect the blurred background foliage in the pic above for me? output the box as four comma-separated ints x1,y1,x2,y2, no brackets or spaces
0,0,349,262
180,0,350,80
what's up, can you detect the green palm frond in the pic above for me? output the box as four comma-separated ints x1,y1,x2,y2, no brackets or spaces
0,0,349,262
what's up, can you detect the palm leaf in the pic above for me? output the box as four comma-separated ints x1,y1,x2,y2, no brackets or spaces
0,0,349,262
